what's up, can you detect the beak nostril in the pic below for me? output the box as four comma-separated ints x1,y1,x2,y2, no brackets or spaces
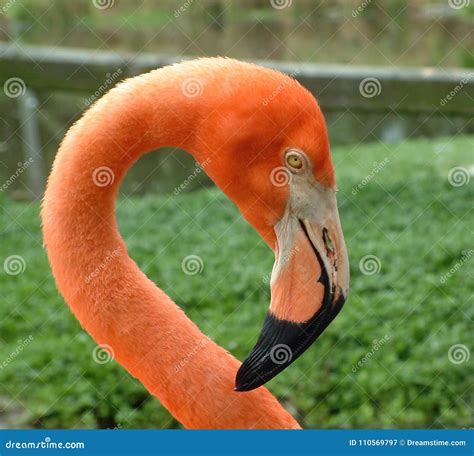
322,228,335,254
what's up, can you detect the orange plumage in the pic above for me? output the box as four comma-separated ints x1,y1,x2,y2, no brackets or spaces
42,58,348,429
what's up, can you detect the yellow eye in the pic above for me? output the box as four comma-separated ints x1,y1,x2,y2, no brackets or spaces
286,153,303,169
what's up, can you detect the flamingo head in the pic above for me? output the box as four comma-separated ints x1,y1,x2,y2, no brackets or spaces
192,62,350,391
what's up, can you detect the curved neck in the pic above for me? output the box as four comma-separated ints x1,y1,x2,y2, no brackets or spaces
42,69,299,429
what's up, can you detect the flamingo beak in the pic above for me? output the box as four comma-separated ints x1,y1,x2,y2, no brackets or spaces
235,185,349,392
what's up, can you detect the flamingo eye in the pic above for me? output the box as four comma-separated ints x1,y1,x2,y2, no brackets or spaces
286,153,303,170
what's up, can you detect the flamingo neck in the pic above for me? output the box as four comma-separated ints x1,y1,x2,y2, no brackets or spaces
41,68,299,429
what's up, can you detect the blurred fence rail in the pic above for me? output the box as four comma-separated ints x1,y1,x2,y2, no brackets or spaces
0,44,473,199
1,43,473,115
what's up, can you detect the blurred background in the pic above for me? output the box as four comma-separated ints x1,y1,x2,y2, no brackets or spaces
0,0,472,429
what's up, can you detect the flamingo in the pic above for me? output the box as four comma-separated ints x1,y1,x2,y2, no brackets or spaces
41,58,349,429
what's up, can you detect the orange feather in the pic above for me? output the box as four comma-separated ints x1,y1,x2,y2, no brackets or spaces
42,58,335,429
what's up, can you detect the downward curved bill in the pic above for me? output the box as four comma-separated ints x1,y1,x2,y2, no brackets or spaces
235,186,349,392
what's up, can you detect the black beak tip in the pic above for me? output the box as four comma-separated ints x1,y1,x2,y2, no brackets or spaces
234,384,250,393
233,313,300,393
234,364,265,392
234,292,347,393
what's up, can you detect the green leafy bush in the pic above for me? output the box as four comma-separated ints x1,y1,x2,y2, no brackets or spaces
0,136,472,429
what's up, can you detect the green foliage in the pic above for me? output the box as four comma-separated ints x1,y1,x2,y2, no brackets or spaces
0,136,472,429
